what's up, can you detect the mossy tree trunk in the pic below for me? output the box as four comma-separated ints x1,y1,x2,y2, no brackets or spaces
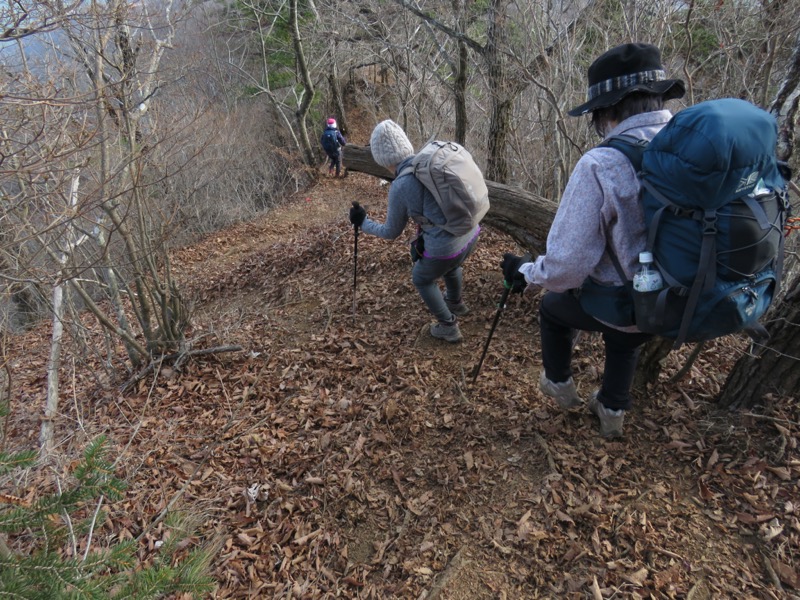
290,0,316,166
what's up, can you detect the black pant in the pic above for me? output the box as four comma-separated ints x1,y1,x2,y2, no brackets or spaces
539,291,652,410
327,150,342,175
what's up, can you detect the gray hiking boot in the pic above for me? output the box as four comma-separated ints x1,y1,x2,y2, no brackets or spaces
444,294,470,316
587,391,625,439
430,317,463,343
539,371,582,409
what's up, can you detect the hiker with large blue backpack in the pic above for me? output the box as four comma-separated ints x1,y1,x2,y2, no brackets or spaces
320,118,347,177
348,120,488,343
501,43,790,439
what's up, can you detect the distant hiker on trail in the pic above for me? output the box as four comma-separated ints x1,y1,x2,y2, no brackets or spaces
501,43,686,438
320,118,346,177
349,120,482,343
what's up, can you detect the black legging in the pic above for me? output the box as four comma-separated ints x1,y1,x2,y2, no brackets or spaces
327,149,342,176
539,290,652,411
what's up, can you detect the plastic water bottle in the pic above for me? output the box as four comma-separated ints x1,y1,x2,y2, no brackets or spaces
633,252,663,292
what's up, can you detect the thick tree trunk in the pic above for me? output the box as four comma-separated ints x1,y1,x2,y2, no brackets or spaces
718,32,800,409
454,39,468,145
632,337,674,392
484,0,510,183
342,144,555,253
717,272,800,409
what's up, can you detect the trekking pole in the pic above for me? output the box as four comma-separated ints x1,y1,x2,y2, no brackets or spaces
471,283,512,383
471,253,531,383
352,201,360,316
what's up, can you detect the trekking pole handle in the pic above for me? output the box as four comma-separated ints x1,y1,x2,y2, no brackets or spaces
501,253,531,294
352,201,360,226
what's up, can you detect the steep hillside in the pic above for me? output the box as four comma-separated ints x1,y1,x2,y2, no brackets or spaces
6,163,799,598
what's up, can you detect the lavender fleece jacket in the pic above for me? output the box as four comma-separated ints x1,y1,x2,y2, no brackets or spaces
519,110,674,294
360,156,479,257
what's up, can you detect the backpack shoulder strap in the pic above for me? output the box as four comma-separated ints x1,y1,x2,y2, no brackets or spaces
396,162,434,229
599,134,648,172
397,163,414,179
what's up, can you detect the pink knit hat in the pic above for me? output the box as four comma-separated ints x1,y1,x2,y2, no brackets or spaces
327,118,337,127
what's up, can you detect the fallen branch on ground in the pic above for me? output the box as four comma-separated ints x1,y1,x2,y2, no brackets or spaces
120,345,244,393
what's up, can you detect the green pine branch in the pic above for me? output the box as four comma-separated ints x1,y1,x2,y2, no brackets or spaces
0,422,216,599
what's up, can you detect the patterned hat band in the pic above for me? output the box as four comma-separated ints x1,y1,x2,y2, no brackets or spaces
587,69,667,101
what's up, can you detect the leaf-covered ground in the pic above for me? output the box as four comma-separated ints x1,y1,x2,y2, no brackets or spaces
6,167,800,599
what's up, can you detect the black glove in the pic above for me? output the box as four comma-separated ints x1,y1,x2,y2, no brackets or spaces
349,203,366,227
500,253,529,293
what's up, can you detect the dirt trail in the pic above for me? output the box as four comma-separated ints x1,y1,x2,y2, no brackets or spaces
163,162,799,598
6,145,799,599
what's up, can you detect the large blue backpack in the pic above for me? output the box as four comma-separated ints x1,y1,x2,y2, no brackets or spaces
603,98,790,347
320,128,340,155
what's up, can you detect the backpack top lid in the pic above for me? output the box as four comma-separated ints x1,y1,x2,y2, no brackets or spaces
641,98,784,209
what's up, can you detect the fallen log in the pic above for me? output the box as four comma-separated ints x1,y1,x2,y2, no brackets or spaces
343,144,557,254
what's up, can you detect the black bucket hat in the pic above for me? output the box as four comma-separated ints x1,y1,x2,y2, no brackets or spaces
568,43,685,117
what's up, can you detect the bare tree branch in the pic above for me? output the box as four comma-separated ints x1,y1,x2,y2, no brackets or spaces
389,0,485,55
